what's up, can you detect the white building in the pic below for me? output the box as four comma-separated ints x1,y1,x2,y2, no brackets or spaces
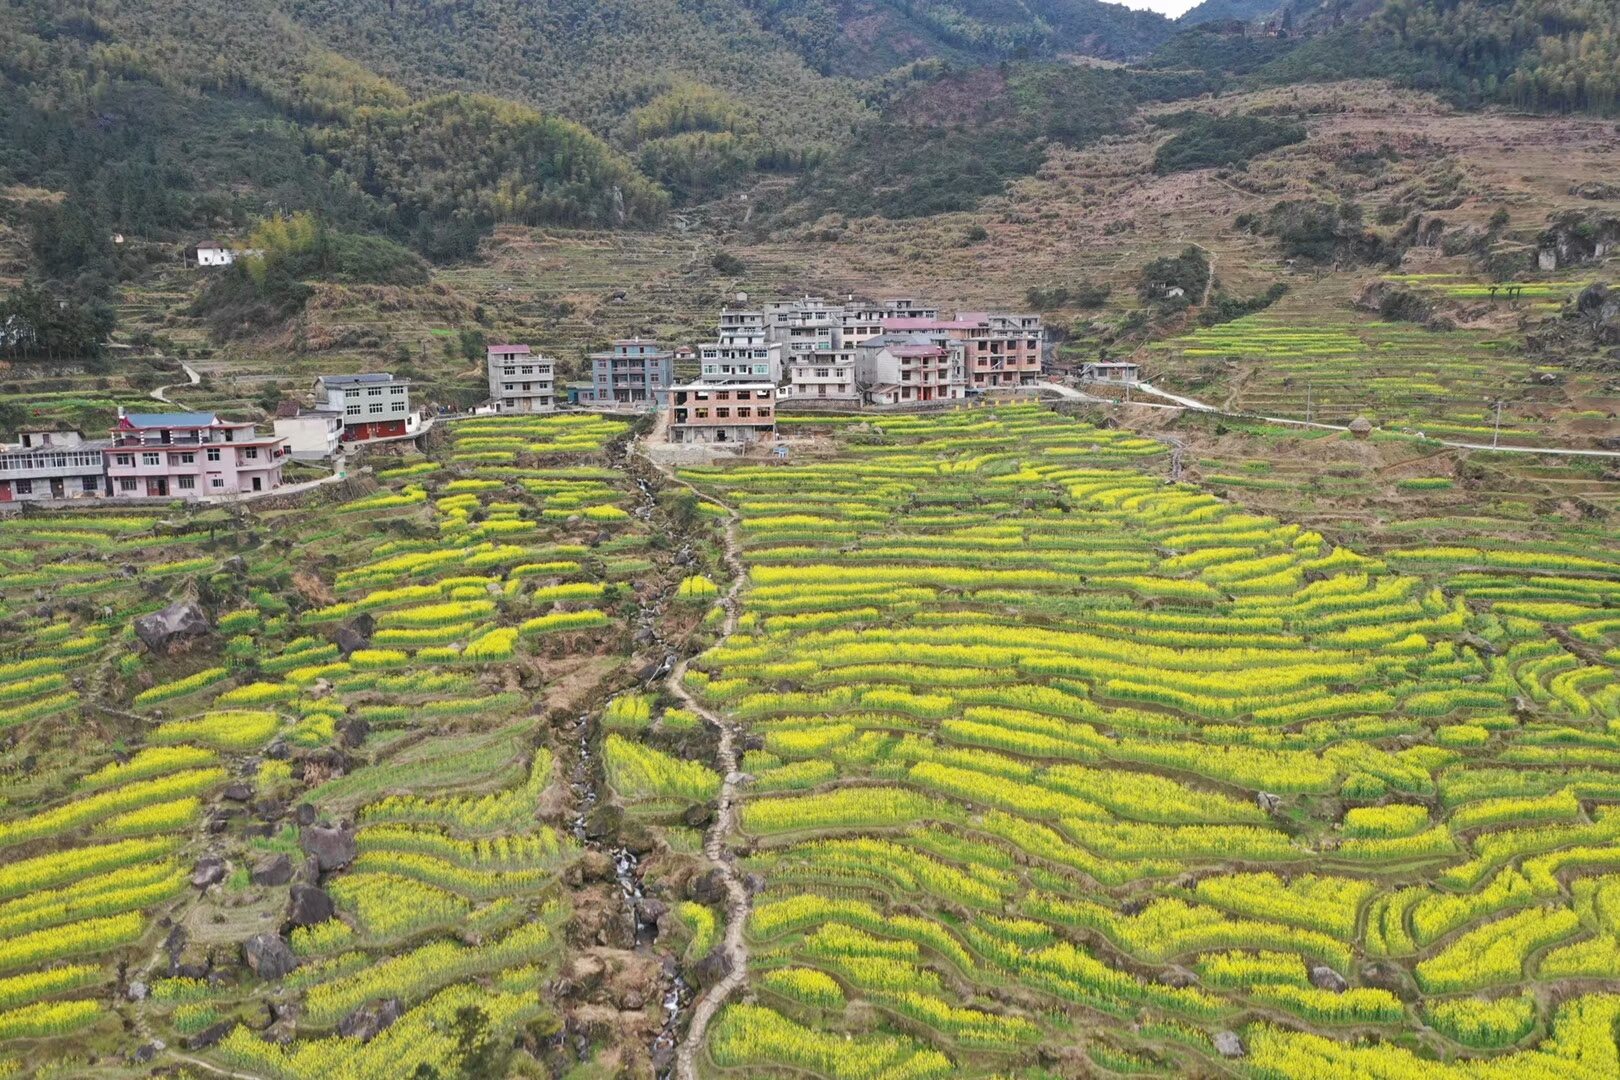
0,430,109,501
273,411,344,460
193,241,234,267
487,345,557,413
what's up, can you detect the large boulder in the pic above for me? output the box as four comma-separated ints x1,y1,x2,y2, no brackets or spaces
190,855,228,889
133,601,211,653
1310,965,1349,993
338,999,401,1042
1213,1031,1244,1059
251,854,294,887
300,822,357,871
286,884,335,927
242,933,297,981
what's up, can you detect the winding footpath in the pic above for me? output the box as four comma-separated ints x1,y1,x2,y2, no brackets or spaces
149,361,202,405
639,448,753,1080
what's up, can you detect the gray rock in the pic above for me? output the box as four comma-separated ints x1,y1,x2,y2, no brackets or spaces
1458,632,1498,657
334,627,368,658
222,555,247,574
300,822,357,871
1310,965,1348,993
190,855,228,889
222,782,253,802
294,803,317,827
1157,966,1197,988
688,869,726,906
126,981,148,1002
185,1020,235,1051
338,999,401,1042
243,933,297,980
1213,1031,1244,1058
251,854,294,887
1257,792,1283,813
286,884,335,927
691,947,733,989
133,601,211,653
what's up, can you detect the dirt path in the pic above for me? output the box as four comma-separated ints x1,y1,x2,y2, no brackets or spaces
638,451,751,1080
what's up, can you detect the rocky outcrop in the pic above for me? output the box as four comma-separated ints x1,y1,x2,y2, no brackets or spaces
243,933,297,980
1310,965,1349,993
300,822,357,871
338,999,401,1041
251,854,294,887
286,884,335,927
133,601,211,653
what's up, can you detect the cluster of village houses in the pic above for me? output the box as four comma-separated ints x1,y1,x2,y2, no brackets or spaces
0,374,422,504
0,294,1109,501
489,295,1074,446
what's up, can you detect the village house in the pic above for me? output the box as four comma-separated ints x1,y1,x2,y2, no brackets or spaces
487,345,557,413
272,406,345,460
667,383,777,444
585,339,675,407
879,311,1044,391
855,336,967,405
313,373,415,442
189,240,234,267
106,411,286,498
0,429,109,501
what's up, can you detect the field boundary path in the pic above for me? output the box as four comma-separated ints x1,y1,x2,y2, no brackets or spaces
639,445,752,1080
150,361,201,404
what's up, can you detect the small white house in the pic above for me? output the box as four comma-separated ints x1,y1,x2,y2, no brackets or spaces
193,241,234,267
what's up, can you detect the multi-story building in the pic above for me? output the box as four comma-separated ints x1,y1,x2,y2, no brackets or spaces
855,337,967,405
487,345,557,413
786,349,858,401
698,328,782,385
106,411,286,499
667,383,777,444
314,373,414,441
587,339,675,407
880,311,1044,390
0,429,109,501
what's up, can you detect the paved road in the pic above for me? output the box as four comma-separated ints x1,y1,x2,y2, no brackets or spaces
149,362,201,404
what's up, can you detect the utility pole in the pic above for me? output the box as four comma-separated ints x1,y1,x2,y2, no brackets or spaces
1492,399,1503,449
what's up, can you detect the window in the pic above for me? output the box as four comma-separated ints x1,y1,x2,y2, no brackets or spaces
503,399,515,408
521,383,531,392
367,388,383,397
211,477,224,489
694,409,709,419
389,385,405,395
716,408,730,419
82,477,98,493
503,383,514,392
737,408,751,418
815,368,830,378
758,408,771,417
368,402,385,415
119,479,138,492
115,454,133,467
244,448,258,460
15,480,31,495
504,366,515,376
141,452,160,466
520,366,533,374
346,405,361,417
178,476,196,490
179,453,195,464
207,448,221,462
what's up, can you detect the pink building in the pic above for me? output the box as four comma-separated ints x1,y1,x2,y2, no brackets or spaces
880,312,1044,389
107,411,287,499
855,341,965,405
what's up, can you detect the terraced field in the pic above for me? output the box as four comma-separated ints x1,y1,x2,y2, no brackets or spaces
1153,286,1620,446
0,414,695,1077
672,404,1620,1078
